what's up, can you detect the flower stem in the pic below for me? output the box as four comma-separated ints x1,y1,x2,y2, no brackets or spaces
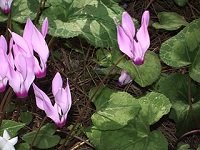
0,87,13,125
34,0,47,24
30,116,47,149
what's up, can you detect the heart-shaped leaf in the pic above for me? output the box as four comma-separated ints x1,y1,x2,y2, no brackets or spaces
22,123,61,149
41,0,123,47
90,87,140,130
155,73,200,135
112,49,161,87
152,12,188,31
0,120,25,137
160,18,200,82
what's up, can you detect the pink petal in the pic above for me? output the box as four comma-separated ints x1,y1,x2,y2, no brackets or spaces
0,78,8,92
0,35,7,53
121,12,135,39
136,11,150,54
43,97,60,125
117,25,133,59
7,67,23,96
52,72,63,96
132,41,145,65
0,48,9,78
33,83,60,125
41,17,48,37
118,70,132,85
10,31,32,57
33,83,47,110
54,89,70,114
23,18,34,51
65,78,72,111
34,57,46,78
32,25,49,67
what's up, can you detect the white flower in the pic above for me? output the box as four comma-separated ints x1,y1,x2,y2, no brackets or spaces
0,130,18,150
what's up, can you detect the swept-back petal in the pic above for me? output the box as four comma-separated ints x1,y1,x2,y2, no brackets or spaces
121,12,135,39
54,89,70,114
117,25,133,59
136,10,150,53
43,97,60,125
7,67,23,96
132,41,145,65
0,50,9,77
41,17,48,37
52,72,63,96
0,35,7,53
33,83,49,110
32,25,49,65
10,31,32,57
65,78,72,111
23,18,34,51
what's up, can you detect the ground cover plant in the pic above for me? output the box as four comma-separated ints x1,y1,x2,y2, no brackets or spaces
0,0,200,149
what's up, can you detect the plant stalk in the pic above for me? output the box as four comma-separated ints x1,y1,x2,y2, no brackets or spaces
30,116,47,149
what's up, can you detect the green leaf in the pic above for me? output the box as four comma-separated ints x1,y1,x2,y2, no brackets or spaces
160,18,200,82
155,73,200,135
20,112,33,125
174,0,188,7
139,92,171,125
89,86,115,110
87,87,170,149
41,0,123,47
22,123,61,149
177,143,190,150
0,120,25,137
87,119,168,150
16,143,30,150
91,91,140,130
152,12,188,31
96,48,112,67
112,50,161,87
11,0,39,23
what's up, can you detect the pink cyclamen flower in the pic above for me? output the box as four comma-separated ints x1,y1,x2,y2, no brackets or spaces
0,35,9,92
8,29,35,98
118,70,132,86
23,18,49,78
33,72,72,128
7,52,35,98
116,11,150,65
0,0,13,14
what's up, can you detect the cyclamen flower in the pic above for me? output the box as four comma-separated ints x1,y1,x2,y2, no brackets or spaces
118,70,132,86
0,130,18,150
0,0,13,14
0,35,9,92
7,18,49,98
33,72,72,128
115,11,150,65
23,18,49,78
